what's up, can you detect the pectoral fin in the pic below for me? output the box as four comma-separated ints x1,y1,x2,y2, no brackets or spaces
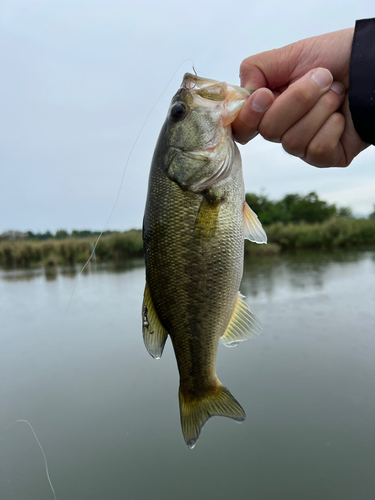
220,292,262,347
243,202,267,244
142,282,168,359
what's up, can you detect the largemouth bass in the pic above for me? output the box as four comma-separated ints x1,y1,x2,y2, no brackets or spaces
142,73,266,448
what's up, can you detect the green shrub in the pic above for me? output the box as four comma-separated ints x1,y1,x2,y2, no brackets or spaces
265,218,375,249
2,221,375,269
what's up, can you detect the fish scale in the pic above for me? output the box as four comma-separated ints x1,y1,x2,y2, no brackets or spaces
142,73,266,448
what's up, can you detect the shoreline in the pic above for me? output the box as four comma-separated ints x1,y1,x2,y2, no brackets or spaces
1,218,375,269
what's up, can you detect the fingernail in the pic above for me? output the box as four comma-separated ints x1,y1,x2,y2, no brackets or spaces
330,81,345,95
311,68,332,88
251,91,272,113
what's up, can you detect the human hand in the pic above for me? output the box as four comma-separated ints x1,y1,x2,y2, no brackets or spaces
232,28,369,167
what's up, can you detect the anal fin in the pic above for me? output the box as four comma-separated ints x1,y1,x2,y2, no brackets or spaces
220,292,262,347
142,282,168,359
243,201,267,244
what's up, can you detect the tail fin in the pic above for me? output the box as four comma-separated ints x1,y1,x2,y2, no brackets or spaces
178,383,246,449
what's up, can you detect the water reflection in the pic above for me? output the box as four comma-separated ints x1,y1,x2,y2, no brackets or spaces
0,258,146,282
44,264,58,281
0,267,44,282
241,248,374,300
1,248,375,500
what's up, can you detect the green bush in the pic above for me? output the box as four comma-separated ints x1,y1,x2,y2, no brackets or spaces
265,217,375,249
0,231,142,268
2,220,375,269
96,230,143,261
246,191,351,225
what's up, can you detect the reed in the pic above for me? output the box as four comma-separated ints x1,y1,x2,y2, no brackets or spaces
95,230,143,261
1,220,375,269
265,218,375,249
0,230,143,268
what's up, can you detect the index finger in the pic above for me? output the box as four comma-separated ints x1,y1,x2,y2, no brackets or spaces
239,43,304,90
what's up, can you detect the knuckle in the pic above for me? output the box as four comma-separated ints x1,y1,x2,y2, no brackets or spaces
239,59,250,78
319,92,344,113
259,120,279,142
236,132,257,145
309,137,330,157
308,138,335,165
292,86,316,108
329,112,345,129
239,56,254,71
282,130,305,156
306,113,346,167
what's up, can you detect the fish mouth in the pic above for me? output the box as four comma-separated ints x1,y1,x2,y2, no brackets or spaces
182,73,250,101
181,72,250,129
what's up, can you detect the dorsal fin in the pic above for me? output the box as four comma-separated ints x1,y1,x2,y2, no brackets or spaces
220,292,262,347
142,282,168,359
243,202,267,244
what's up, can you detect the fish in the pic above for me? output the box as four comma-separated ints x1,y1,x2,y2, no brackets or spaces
142,73,267,449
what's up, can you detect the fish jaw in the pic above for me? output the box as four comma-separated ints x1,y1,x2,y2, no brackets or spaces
181,72,250,127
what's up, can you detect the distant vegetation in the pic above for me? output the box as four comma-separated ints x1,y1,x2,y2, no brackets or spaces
1,193,375,268
25,229,113,241
245,217,375,255
245,191,352,225
244,192,374,254
0,230,143,268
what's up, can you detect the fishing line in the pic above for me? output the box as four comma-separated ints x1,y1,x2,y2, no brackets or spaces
2,59,197,500
61,58,198,326
1,60,199,500
2,419,58,500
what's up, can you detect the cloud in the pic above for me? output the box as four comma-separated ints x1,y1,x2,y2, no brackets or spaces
1,0,374,232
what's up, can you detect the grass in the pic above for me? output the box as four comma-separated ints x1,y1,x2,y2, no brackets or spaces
0,230,143,268
264,217,375,249
2,219,375,269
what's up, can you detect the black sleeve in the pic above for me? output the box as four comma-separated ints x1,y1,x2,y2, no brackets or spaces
349,18,375,145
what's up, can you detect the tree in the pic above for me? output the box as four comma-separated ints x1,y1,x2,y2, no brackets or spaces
282,192,336,224
55,229,69,239
245,193,288,225
246,191,351,225
337,206,353,218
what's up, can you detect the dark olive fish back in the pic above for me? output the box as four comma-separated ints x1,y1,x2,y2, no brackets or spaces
142,73,266,448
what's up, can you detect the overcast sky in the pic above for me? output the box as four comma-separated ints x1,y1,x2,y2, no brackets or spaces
1,0,374,233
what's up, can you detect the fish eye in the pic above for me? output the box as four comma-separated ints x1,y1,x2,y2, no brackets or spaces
170,103,187,121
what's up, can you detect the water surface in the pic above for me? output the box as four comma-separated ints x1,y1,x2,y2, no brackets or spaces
1,250,375,499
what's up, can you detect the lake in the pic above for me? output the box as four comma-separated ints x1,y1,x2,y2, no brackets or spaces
1,249,375,500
